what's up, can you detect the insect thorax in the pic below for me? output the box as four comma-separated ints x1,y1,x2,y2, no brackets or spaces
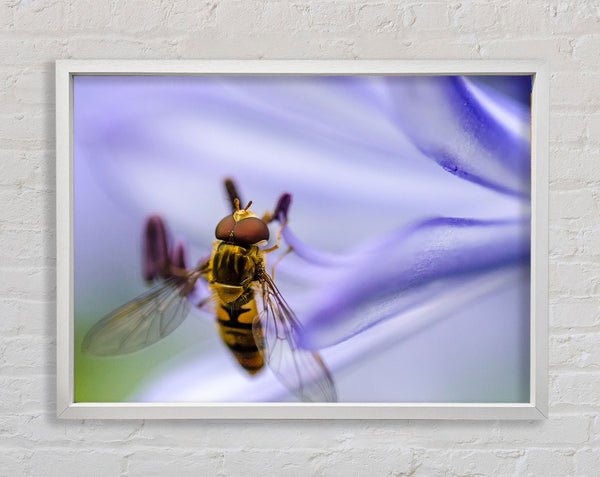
210,242,262,304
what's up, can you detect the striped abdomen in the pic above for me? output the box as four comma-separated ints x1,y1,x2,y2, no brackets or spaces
210,242,265,374
216,289,264,375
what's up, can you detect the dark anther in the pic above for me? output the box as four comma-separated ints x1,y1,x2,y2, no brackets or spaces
273,193,292,223
170,241,187,270
224,178,242,213
143,215,170,282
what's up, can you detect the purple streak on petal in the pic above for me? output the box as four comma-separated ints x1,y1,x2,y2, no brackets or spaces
281,226,349,267
434,151,527,198
298,216,530,349
455,77,531,177
142,215,170,282
470,76,532,106
386,76,531,197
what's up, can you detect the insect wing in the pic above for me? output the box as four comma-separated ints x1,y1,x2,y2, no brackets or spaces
82,277,192,356
253,272,337,402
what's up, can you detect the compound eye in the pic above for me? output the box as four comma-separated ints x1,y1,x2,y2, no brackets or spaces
215,215,236,241
233,217,270,245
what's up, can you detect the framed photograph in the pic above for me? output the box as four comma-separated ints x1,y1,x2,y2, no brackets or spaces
56,60,548,419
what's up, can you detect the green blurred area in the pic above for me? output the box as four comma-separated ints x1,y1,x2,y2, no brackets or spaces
74,317,191,402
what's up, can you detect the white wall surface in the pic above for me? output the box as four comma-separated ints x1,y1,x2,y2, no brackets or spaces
1,1,599,475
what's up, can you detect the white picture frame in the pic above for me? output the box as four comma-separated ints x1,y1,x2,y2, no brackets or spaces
56,59,549,419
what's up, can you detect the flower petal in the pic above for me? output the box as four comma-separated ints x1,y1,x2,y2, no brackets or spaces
296,217,530,349
385,76,531,197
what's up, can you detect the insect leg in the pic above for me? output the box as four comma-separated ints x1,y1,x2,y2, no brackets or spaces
168,255,210,278
167,261,207,280
262,219,287,254
270,246,294,280
262,192,291,224
169,256,212,295
195,296,212,309
166,265,192,278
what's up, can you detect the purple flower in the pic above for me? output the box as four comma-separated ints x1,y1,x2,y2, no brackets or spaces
74,75,531,403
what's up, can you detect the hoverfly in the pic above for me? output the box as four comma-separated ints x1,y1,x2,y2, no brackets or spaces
81,179,337,402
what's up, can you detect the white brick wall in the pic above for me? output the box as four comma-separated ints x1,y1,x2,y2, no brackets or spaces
0,0,598,475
